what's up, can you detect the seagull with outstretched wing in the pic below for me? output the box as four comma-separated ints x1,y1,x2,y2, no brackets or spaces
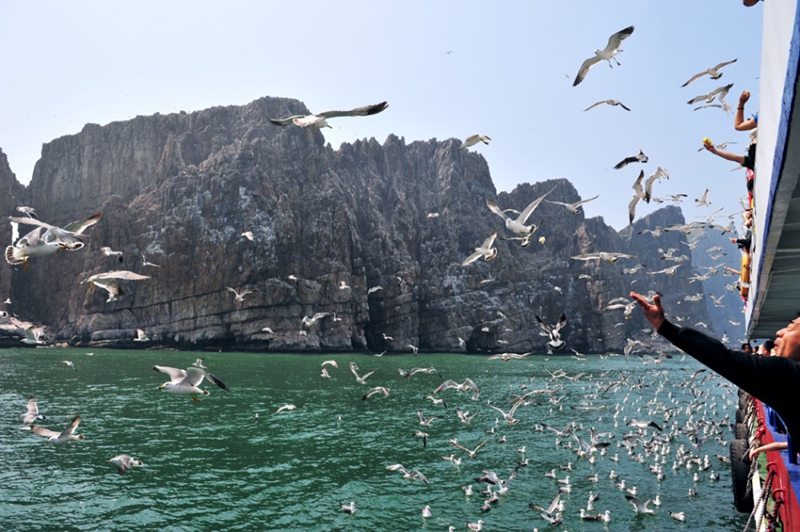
269,102,388,133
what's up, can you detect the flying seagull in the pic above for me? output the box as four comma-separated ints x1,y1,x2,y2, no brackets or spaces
546,195,599,214
153,365,230,401
108,454,144,475
613,149,648,170
573,26,634,86
535,313,567,350
687,83,734,105
99,247,124,262
583,99,630,111
460,134,491,150
570,252,635,264
486,185,556,236
460,231,498,267
628,170,646,224
227,287,256,302
20,396,46,425
82,270,151,302
30,415,84,444
681,59,737,87
269,102,389,133
6,211,102,266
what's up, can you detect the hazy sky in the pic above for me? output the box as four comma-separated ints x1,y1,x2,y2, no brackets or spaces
0,1,763,230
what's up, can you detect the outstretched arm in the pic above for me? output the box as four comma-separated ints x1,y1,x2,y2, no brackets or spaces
749,441,788,460
734,91,757,131
704,141,745,164
630,292,665,331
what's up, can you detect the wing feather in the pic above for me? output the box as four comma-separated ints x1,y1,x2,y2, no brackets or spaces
317,101,389,119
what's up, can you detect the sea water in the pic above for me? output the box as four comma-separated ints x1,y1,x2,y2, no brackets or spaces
0,348,747,531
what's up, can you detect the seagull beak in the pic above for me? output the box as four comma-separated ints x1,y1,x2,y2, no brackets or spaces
158,385,165,390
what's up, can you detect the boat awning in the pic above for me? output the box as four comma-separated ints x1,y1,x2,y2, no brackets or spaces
746,0,800,339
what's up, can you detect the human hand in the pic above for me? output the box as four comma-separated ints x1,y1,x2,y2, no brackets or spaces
739,91,751,106
703,139,716,152
630,291,665,331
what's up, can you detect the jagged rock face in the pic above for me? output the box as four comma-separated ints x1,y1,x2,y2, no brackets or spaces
4,96,712,352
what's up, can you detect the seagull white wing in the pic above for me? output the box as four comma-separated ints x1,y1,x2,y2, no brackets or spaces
153,365,187,384
26,397,40,416
269,114,308,126
182,367,207,388
603,26,634,53
60,415,81,437
30,425,60,439
486,199,510,222
88,270,151,281
517,185,558,225
573,55,603,86
316,101,389,119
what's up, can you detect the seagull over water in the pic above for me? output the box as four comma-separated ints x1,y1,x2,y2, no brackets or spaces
269,101,389,133
535,313,567,351
349,362,376,384
108,454,144,475
153,365,230,401
20,396,46,425
30,415,84,444
573,25,634,86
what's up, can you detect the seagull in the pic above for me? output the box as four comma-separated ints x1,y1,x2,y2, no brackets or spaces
321,368,331,378
670,511,686,522
406,344,419,356
362,386,390,400
241,231,254,241
451,437,491,459
134,328,150,342
460,134,491,150
424,395,447,408
687,83,734,105
269,101,389,133
6,211,102,266
434,378,480,397
681,59,737,86
30,415,84,444
302,312,330,328
153,365,230,401
695,189,711,207
486,399,526,425
99,246,124,262
583,99,630,111
62,360,76,371
386,464,429,483
349,362,375,384
21,325,47,346
16,206,37,218
339,501,356,514
460,231,498,266
613,149,648,170
627,419,663,431
108,455,144,475
82,270,151,302
466,519,485,531
413,429,429,448
322,360,338,369
486,186,556,236
625,495,655,514
530,493,563,525
417,409,443,427
628,170,646,224
367,285,383,294
570,251,635,264
141,253,161,268
546,195,599,214
192,358,207,369
20,396,46,424
227,287,256,302
573,26,634,86
535,313,567,350
273,404,297,414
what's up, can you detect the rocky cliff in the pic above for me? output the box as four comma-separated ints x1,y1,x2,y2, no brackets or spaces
1,96,712,352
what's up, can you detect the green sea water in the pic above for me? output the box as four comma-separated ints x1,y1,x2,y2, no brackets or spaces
0,348,747,531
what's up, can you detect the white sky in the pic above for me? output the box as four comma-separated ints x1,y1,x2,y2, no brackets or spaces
0,1,763,230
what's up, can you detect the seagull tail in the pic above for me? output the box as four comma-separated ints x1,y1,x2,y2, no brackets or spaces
5,246,26,265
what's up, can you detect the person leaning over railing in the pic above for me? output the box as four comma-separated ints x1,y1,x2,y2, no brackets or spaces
630,291,800,446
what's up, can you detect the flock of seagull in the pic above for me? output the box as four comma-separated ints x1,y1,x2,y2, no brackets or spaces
323,349,735,529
